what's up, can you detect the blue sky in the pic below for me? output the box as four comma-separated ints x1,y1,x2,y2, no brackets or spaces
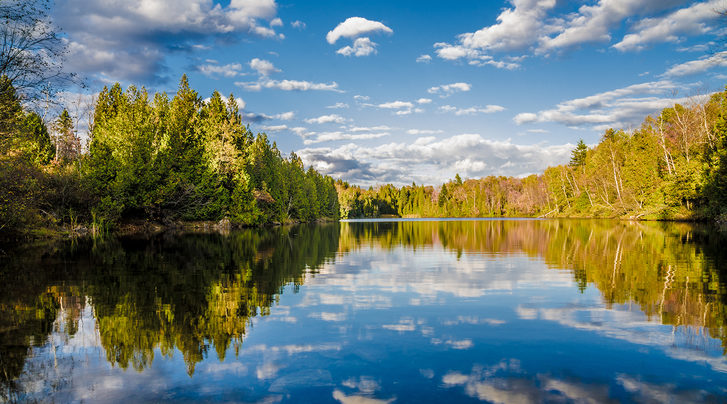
54,0,727,186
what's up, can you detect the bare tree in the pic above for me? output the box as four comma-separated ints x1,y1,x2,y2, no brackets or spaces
0,0,77,103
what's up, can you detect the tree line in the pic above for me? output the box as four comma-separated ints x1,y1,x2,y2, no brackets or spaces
338,89,727,221
0,76,340,238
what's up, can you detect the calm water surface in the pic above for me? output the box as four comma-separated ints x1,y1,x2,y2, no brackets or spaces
1,219,727,403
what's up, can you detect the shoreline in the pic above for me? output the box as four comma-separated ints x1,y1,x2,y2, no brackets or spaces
3,214,722,248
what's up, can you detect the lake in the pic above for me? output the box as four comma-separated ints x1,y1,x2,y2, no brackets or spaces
1,219,726,403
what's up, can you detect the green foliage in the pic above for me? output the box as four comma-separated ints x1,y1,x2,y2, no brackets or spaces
83,76,338,226
569,139,588,168
0,77,338,238
53,109,80,163
339,89,727,221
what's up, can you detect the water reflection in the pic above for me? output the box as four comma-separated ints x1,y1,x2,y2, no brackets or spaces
340,219,727,352
1,219,726,402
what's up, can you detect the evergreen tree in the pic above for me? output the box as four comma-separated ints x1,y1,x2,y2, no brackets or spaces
569,139,588,168
53,109,80,163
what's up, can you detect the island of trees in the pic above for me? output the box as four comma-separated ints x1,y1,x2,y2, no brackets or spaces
337,90,727,222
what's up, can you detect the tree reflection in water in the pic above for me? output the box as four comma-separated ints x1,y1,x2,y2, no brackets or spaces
1,219,725,401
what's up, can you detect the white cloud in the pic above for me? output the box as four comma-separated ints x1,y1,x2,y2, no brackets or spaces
291,20,306,29
260,124,288,131
289,127,307,136
354,95,370,101
237,78,342,92
337,37,378,57
416,54,432,63
199,62,243,78
348,125,391,132
514,80,693,129
275,111,295,120
428,82,471,96
539,0,685,52
662,52,727,77
431,0,555,65
378,101,414,109
613,0,722,51
368,100,423,116
269,17,283,27
326,17,393,44
302,131,390,145
430,0,702,66
297,133,574,186
406,129,443,135
305,114,347,124
327,102,350,109
57,0,281,82
460,0,557,52
440,105,505,115
416,98,432,104
249,58,280,76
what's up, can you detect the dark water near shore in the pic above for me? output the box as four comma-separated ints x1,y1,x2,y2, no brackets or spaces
1,219,727,403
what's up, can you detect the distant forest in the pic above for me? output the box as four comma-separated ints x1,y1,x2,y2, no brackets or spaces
337,89,727,221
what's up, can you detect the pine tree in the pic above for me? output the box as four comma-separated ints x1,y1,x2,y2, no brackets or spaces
570,139,588,168
54,109,80,163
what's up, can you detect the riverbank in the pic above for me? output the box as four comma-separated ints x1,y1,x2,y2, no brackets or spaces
0,216,340,246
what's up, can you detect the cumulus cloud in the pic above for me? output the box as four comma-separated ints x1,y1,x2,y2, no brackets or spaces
249,58,281,76
416,98,432,104
461,0,556,52
326,17,393,44
297,133,574,186
513,80,693,130
440,105,505,115
327,17,393,57
198,62,243,78
416,54,432,63
337,37,378,57
237,78,342,92
428,82,471,96
431,0,555,65
305,114,347,124
291,20,306,29
56,0,282,82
